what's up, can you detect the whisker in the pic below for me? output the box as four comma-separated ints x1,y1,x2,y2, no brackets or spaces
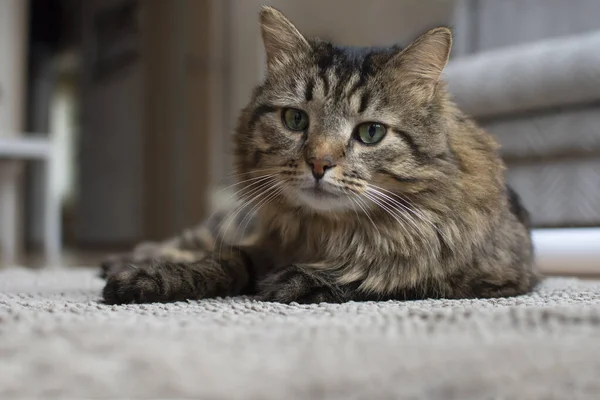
225,167,282,179
365,190,422,233
232,175,281,202
368,190,435,244
366,187,451,261
363,191,436,259
367,183,439,226
219,172,280,194
367,184,452,245
210,176,277,231
204,173,281,230
216,178,278,258
346,195,362,222
361,192,411,237
234,181,286,247
349,193,380,235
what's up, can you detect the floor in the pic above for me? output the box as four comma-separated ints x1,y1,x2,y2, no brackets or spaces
1,267,600,399
15,247,116,269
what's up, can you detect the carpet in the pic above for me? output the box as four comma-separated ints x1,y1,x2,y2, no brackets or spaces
1,267,600,399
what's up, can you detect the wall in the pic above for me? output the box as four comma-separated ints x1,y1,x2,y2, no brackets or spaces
0,0,29,262
78,0,145,245
78,0,218,245
0,0,28,135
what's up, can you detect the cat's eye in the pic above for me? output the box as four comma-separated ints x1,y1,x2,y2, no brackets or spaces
282,108,309,131
356,122,387,144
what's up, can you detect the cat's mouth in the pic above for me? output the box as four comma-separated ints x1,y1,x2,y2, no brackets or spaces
300,186,339,199
292,183,355,212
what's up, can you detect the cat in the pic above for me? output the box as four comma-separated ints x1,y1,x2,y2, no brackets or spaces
100,6,538,305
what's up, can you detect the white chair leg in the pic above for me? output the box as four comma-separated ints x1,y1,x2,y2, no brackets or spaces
43,156,61,266
0,161,20,266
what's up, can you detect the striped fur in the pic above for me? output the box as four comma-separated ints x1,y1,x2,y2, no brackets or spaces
101,6,537,305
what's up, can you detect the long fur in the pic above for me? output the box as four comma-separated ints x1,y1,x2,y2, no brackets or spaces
100,6,537,305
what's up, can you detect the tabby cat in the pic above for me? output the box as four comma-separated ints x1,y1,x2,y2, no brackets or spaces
101,6,538,305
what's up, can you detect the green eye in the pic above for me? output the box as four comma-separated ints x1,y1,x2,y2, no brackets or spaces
356,123,387,144
282,108,309,131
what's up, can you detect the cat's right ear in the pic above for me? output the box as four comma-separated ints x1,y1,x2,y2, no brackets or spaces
259,6,310,71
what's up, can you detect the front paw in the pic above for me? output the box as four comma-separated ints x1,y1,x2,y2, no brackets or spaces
102,265,165,304
99,254,135,279
99,242,161,279
257,266,344,304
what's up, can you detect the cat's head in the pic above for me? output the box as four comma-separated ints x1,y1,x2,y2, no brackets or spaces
235,6,458,215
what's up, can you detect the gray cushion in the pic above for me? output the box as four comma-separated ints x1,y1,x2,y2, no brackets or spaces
444,31,600,118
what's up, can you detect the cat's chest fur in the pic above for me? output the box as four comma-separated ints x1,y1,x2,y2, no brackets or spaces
257,207,415,269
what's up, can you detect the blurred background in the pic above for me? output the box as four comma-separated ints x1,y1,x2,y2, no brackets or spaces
0,0,599,272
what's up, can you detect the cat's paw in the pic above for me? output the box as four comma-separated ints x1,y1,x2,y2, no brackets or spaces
257,266,344,304
99,254,135,279
102,265,165,304
99,242,164,279
100,247,206,280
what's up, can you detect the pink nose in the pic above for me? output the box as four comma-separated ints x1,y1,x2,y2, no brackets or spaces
307,156,335,180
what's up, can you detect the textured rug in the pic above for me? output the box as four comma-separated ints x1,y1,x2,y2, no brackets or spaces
1,267,600,399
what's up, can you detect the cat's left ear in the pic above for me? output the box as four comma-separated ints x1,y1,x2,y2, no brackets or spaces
259,6,311,72
390,27,452,92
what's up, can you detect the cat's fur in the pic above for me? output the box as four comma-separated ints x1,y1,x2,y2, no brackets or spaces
101,6,538,305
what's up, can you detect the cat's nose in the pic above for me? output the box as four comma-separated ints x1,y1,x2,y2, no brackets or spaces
307,156,335,180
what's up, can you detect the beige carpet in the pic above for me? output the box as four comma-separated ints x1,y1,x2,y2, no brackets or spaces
1,267,600,399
